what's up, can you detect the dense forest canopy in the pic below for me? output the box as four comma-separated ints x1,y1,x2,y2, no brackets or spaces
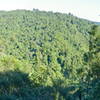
0,10,99,100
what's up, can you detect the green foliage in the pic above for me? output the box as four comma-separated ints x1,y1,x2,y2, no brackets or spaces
0,9,99,100
88,26,100,100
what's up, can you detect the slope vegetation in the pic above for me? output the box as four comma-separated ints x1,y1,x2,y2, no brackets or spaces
0,10,99,100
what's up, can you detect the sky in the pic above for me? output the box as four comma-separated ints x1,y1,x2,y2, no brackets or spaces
0,0,100,22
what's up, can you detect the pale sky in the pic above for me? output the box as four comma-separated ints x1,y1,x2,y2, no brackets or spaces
0,0,100,22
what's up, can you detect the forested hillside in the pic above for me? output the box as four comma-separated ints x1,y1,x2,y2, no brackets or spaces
0,10,99,100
